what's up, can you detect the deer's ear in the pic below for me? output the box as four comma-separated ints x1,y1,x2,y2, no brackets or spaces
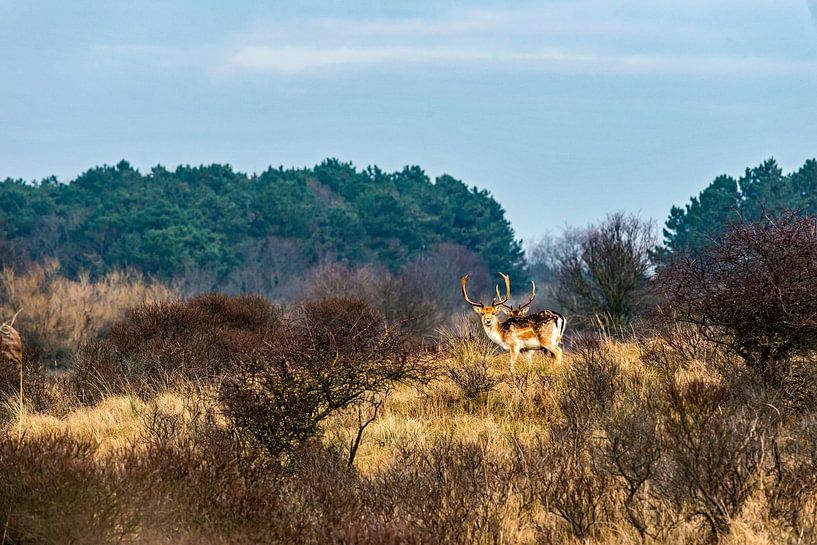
472,306,483,315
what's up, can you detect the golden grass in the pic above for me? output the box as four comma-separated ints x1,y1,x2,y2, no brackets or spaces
6,392,186,455
328,351,564,475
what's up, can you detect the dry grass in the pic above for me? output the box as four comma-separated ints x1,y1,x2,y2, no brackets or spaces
0,260,173,364
3,391,188,453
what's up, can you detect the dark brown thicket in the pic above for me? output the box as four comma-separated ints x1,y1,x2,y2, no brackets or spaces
374,440,515,544
516,338,622,541
70,293,280,402
0,433,139,545
524,431,613,540
766,415,817,534
657,213,817,383
220,297,430,459
601,394,681,541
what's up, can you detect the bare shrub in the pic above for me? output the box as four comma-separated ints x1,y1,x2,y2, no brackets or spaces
214,236,312,298
301,244,492,340
129,404,302,543
301,263,442,339
657,213,817,384
523,430,613,540
134,405,429,544
658,375,775,538
601,392,684,540
558,336,620,436
374,439,515,544
641,321,736,378
220,297,429,459
766,415,817,533
0,260,173,364
516,339,621,541
444,325,502,402
554,212,656,334
401,242,493,315
446,359,502,403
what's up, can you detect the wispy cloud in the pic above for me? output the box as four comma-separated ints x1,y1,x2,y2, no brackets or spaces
90,2,817,79
214,44,817,77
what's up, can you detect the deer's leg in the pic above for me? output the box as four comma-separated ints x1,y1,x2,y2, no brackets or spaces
509,344,521,374
550,345,563,364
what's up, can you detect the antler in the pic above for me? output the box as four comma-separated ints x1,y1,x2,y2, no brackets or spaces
460,274,483,307
518,281,536,311
492,272,510,307
0,308,21,331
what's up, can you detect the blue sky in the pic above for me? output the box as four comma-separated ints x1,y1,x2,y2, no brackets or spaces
2,1,817,243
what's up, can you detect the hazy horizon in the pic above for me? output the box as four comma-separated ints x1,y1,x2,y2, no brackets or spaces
2,0,816,243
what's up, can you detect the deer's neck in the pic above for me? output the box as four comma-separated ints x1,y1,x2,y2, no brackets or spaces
484,321,507,347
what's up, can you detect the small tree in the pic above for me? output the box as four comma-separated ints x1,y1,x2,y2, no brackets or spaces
656,213,817,381
220,298,430,460
554,213,656,333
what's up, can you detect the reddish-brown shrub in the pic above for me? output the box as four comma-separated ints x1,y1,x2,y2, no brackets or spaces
657,213,817,382
0,433,138,545
70,293,281,401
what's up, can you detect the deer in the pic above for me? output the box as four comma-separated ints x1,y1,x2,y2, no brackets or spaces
461,273,565,371
0,309,22,369
498,279,566,348
2,309,24,440
496,280,537,318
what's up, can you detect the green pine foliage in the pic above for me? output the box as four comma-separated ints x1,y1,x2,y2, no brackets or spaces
663,157,817,254
0,159,524,283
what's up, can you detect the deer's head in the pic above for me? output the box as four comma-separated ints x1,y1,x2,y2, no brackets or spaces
497,280,536,318
460,272,510,328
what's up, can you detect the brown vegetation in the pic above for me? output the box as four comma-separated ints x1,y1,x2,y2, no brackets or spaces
0,316,22,389
4,254,817,544
657,213,817,384
554,212,656,334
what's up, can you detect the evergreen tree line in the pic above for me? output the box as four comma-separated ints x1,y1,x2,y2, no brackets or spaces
0,159,525,293
663,157,817,254
2,155,816,321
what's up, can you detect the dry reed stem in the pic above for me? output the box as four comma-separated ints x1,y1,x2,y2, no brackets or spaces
0,260,173,363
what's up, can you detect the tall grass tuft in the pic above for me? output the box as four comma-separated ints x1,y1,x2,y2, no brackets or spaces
0,260,173,365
